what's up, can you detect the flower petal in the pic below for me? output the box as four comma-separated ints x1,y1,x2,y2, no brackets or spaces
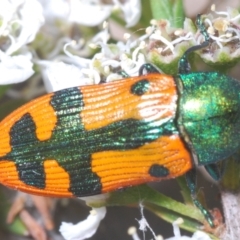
40,61,87,92
0,51,34,84
38,0,69,21
69,0,112,26
59,207,106,240
113,0,141,27
6,0,44,55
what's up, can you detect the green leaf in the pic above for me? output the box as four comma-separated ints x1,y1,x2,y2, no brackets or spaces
176,176,193,205
86,184,221,235
149,0,184,27
172,0,185,28
97,185,205,224
146,203,218,239
139,0,153,27
150,0,172,21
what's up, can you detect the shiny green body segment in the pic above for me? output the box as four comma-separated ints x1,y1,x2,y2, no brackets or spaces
178,72,240,165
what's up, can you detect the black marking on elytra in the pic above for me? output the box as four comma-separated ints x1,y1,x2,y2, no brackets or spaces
8,113,45,188
10,113,39,146
1,87,178,197
149,164,169,177
131,79,150,96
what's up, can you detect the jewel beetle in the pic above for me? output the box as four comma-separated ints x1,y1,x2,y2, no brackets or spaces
0,15,238,227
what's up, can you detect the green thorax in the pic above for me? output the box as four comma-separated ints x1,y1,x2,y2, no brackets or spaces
177,72,240,165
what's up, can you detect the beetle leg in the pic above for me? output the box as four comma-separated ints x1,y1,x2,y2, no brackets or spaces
178,14,210,74
138,63,162,75
185,169,214,227
204,163,224,181
118,70,130,78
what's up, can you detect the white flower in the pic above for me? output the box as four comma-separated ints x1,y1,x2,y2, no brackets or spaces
204,5,240,48
60,207,106,240
90,32,147,78
0,0,43,85
0,51,34,84
40,61,91,92
91,21,110,45
113,0,141,27
69,0,113,27
128,205,211,240
166,218,211,240
128,218,212,240
39,53,102,92
39,25,147,92
37,0,69,22
8,0,44,55
38,0,141,27
0,0,16,36
38,0,111,26
0,0,44,55
119,41,146,76
150,31,193,54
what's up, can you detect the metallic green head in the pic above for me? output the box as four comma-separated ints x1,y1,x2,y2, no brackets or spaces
177,72,240,165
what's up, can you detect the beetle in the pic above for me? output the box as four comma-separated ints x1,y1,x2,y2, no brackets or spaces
0,15,238,227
